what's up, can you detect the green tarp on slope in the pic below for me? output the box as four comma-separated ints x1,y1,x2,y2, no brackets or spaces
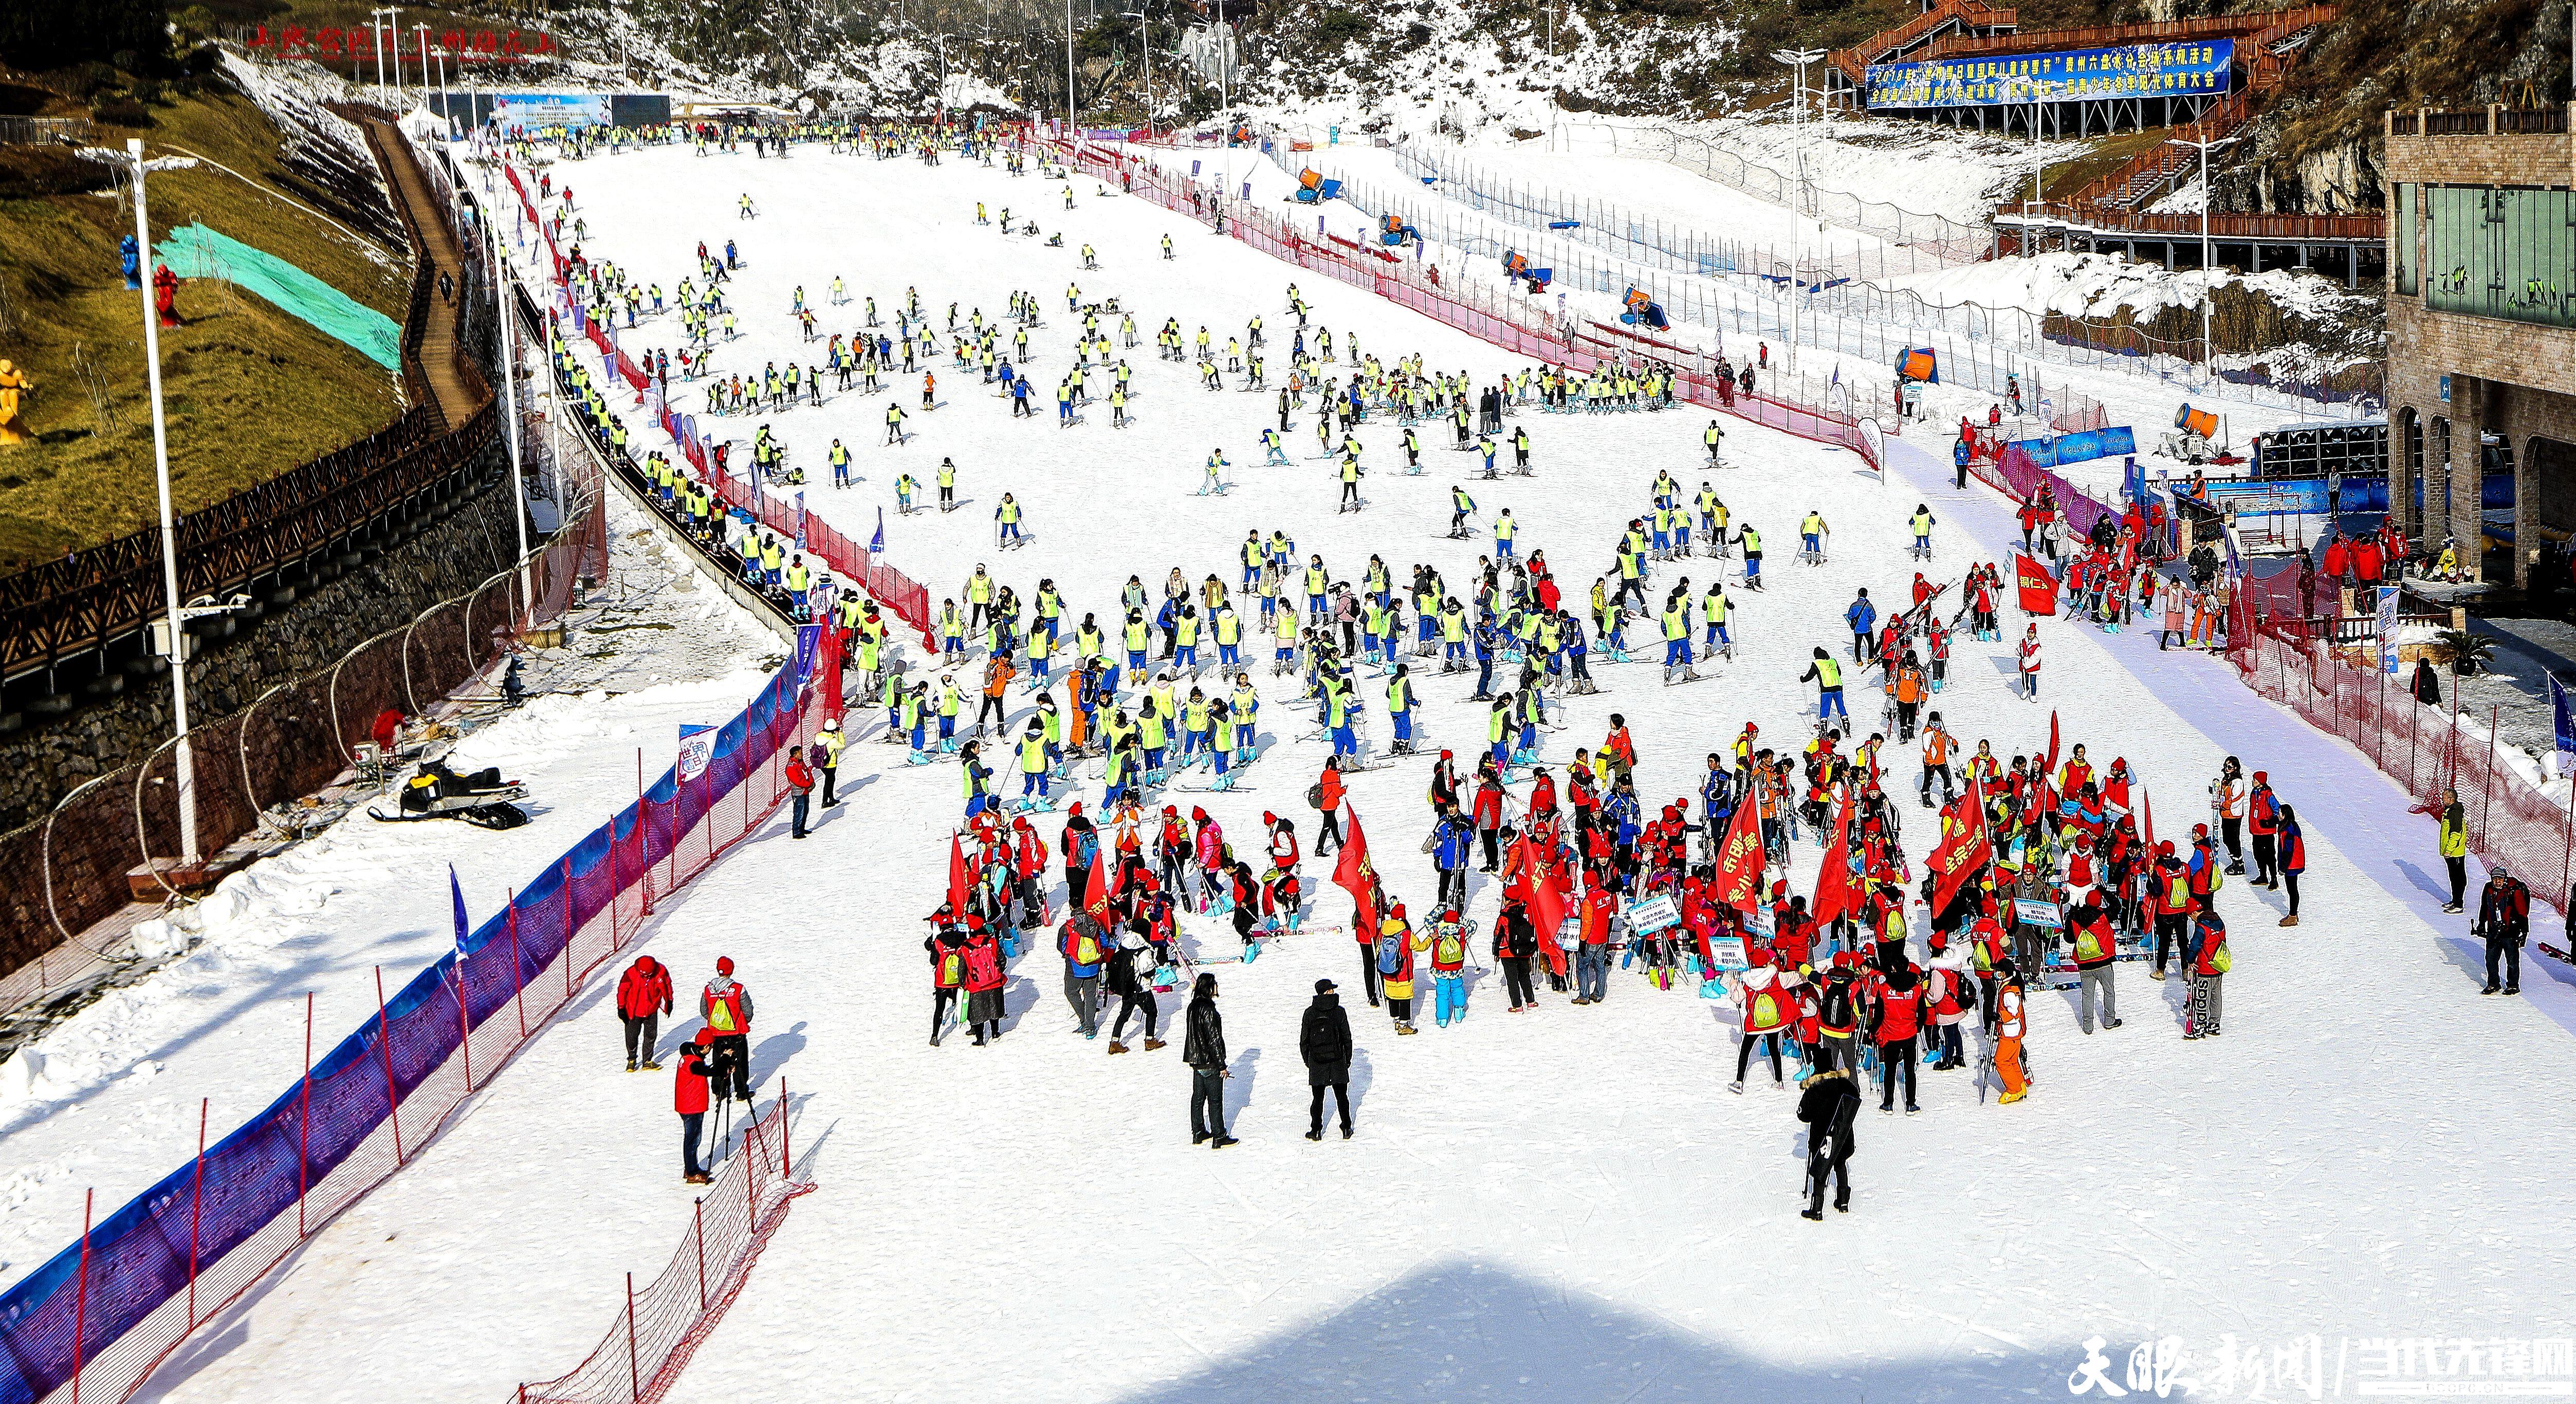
156,222,403,371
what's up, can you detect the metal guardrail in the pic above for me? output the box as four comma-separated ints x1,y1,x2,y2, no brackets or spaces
0,115,95,147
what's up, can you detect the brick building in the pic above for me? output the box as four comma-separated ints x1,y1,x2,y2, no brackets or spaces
2383,104,2576,589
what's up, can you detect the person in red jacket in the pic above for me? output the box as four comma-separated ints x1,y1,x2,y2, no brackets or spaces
701,957,755,1100
1865,961,1927,1114
674,1036,716,1184
961,925,1006,1045
785,745,817,839
617,955,675,1071
1313,757,1347,857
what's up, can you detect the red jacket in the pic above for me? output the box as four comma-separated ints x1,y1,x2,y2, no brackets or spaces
785,758,817,793
673,1048,712,1115
961,934,1005,992
1315,767,1346,813
617,957,673,1019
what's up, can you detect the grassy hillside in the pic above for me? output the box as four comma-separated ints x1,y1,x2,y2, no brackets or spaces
0,72,408,572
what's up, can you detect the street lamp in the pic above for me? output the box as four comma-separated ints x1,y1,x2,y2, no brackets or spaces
130,139,198,868
413,23,432,105
1121,8,1151,131
2169,130,2237,376
1066,0,1077,135
1770,48,1825,212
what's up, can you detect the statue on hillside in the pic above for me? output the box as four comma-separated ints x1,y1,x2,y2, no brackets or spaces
0,359,32,447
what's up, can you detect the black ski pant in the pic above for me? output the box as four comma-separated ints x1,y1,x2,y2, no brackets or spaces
622,1012,660,1067
931,987,958,1042
1112,991,1158,1040
1735,1031,1783,1084
1315,808,1342,856
2251,833,2277,885
1358,944,1382,1007
1501,956,1537,1008
2487,934,2523,989
708,1032,752,1101
1806,1149,1849,1214
2155,913,2187,972
2448,856,2468,907
1439,866,1467,911
1878,1036,1918,1109
2220,817,2243,866
1310,1081,1352,1135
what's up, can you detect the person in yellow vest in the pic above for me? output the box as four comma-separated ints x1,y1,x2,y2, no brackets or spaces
0,359,33,446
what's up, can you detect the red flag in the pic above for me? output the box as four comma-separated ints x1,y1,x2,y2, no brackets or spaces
2141,784,2156,854
1709,786,1768,911
2045,709,2060,785
1928,776,1993,912
2015,551,2059,615
947,833,969,915
1082,847,1118,926
1331,807,1378,933
1519,833,1568,939
1810,789,1856,928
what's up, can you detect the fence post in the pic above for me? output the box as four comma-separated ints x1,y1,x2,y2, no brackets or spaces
187,1097,208,1327
626,1271,642,1404
510,898,528,1037
298,991,315,1235
2482,704,2500,843
694,1197,709,1310
780,1075,790,1178
457,945,474,1096
71,1188,93,1404
635,749,649,917
375,964,406,1161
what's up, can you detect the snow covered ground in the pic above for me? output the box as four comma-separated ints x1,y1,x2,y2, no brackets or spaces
60,137,2572,1403
0,492,777,1296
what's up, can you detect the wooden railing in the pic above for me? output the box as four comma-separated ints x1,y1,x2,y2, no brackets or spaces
2002,199,2384,243
1828,0,2015,87
1917,5,2332,63
2390,104,2574,137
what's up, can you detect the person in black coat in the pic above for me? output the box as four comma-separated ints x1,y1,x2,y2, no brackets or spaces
1183,973,1235,1146
1795,1067,1861,1220
1299,979,1356,1140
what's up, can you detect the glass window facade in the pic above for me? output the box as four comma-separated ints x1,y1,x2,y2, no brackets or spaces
2425,184,2576,329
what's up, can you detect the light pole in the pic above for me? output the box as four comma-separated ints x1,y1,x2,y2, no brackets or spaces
2170,131,2237,376
487,198,533,619
413,24,432,105
1123,7,1150,130
1066,0,1077,135
1770,48,1825,214
130,139,198,867
384,8,403,100
365,8,391,94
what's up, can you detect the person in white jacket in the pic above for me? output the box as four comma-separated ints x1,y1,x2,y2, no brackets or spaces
1728,961,1800,1091
1924,933,1975,1071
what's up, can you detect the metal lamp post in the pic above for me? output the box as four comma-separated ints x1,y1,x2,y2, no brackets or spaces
130,140,198,867
2170,131,2237,375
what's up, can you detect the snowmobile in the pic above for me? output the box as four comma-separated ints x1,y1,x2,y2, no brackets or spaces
370,758,532,830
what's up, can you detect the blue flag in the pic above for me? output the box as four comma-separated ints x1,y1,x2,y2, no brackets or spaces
450,865,471,966
2553,674,2574,760
870,506,886,556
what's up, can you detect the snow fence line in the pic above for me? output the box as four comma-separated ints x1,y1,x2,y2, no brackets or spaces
498,159,938,651
1045,134,1889,475
0,641,838,1404
517,1091,814,1404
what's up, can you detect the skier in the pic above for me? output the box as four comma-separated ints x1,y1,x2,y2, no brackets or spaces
2066,897,2123,1034
2437,788,2468,911
1301,977,1356,1139
2183,908,2231,1036
617,954,675,1071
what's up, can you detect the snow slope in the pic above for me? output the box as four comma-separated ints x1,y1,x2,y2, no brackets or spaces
105,137,2576,1403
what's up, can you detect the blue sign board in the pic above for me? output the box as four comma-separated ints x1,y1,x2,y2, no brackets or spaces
1866,40,2233,110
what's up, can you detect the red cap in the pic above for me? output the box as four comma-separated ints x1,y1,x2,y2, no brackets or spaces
716,956,735,976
